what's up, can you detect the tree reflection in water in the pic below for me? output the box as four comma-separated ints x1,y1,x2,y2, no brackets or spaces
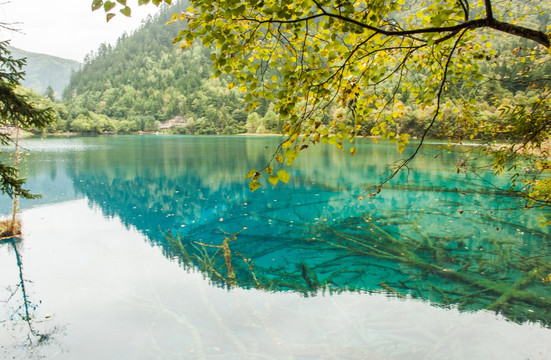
162,189,551,329
57,137,550,329
0,237,63,359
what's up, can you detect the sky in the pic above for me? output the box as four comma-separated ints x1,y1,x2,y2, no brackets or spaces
0,0,161,62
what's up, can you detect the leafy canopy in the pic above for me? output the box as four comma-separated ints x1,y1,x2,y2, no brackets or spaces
93,0,551,200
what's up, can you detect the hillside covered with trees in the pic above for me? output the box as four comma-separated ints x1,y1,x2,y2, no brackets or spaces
56,1,279,135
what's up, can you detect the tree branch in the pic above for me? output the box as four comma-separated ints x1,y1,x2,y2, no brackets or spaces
484,0,494,21
240,10,550,48
377,30,468,189
485,18,550,48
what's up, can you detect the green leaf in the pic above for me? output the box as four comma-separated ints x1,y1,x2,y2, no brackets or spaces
277,170,290,183
116,0,127,5
152,0,161,5
106,13,116,22
91,0,103,11
104,1,116,12
138,0,150,5
120,6,131,17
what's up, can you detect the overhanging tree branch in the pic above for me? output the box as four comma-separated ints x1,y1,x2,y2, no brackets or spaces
377,30,469,189
240,11,550,48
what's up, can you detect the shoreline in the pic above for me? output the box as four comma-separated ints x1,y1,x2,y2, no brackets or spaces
28,131,545,152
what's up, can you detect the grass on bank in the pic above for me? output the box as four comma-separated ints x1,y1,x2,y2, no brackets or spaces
0,218,21,238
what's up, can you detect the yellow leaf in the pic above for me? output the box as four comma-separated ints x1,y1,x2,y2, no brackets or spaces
275,154,284,163
350,147,357,156
249,180,261,192
398,145,405,154
282,140,292,149
284,148,296,159
265,166,273,175
245,169,256,178
277,170,290,183
313,133,320,142
268,176,279,185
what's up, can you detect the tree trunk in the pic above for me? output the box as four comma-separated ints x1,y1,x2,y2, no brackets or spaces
10,126,20,236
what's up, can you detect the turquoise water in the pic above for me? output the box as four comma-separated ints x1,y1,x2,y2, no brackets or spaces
1,135,550,359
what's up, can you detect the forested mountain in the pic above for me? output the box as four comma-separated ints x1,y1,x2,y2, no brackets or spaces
61,1,275,135
8,46,80,100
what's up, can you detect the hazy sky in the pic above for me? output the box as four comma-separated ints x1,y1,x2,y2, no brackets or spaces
0,0,160,62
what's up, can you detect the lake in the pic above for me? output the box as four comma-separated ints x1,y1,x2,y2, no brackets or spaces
1,135,550,359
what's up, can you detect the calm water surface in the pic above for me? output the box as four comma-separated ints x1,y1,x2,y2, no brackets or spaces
0,135,550,359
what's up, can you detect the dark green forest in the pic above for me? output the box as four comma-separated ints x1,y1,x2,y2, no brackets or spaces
19,0,551,139
56,2,275,135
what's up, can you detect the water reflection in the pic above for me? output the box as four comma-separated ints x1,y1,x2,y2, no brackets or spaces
0,237,63,358
2,135,551,330
2,200,550,360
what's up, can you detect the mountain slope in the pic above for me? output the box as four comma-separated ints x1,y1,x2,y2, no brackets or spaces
8,46,80,99
62,1,267,135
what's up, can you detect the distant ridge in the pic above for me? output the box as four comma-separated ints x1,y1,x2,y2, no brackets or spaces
8,46,81,99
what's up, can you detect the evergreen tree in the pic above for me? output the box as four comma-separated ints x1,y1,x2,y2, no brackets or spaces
0,41,54,199
44,85,55,101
